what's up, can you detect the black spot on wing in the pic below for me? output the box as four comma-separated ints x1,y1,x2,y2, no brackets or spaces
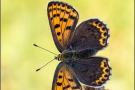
54,24,60,28
66,26,71,30
58,75,62,78
69,15,75,19
63,85,70,89
57,82,62,86
57,32,61,36
63,18,68,22
61,9,64,12
53,14,60,18
68,78,73,82
60,18,68,22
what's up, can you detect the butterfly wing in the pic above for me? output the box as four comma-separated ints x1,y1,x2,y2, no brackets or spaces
47,1,79,53
71,57,111,87
69,19,109,50
52,62,82,90
83,86,105,90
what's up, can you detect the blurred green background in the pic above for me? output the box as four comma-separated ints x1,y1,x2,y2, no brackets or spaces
2,0,134,90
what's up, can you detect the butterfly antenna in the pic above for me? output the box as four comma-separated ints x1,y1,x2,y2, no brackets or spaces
33,44,57,55
36,58,56,72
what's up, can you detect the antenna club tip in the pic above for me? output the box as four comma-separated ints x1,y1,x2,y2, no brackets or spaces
33,44,38,47
33,44,36,46
36,69,40,72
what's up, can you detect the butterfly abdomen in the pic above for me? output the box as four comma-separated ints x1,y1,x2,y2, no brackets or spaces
76,49,98,59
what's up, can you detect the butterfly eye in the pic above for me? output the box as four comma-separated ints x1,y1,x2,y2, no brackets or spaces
57,54,62,61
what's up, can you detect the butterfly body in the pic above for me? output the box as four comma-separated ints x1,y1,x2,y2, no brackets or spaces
58,49,98,62
47,1,111,90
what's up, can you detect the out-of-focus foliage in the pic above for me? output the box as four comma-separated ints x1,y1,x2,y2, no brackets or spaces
2,0,134,90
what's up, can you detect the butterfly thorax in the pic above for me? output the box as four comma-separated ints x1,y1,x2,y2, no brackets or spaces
58,50,76,62
57,49,98,62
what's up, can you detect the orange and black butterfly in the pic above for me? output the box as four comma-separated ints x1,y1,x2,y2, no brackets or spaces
47,1,111,90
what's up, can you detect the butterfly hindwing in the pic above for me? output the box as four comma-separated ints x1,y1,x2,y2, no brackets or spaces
71,57,111,87
83,86,105,90
69,19,109,50
48,1,79,52
52,62,82,90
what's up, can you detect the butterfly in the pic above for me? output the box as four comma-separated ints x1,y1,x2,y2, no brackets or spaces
47,1,111,90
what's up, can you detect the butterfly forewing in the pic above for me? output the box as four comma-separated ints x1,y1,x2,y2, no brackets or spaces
52,62,82,90
48,1,79,52
69,19,109,50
